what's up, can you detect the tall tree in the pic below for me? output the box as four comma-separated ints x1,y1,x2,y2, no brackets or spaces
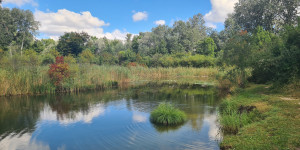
222,30,252,87
233,0,299,33
196,37,216,57
11,8,39,55
0,7,15,51
57,32,90,56
173,13,207,52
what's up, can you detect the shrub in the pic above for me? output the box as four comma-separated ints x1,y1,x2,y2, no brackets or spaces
219,100,262,134
48,56,70,87
150,103,187,125
79,49,96,64
64,55,77,64
42,54,55,65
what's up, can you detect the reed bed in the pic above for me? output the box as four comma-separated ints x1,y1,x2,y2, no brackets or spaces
0,64,218,96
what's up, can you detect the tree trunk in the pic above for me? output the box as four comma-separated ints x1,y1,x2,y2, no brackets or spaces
20,35,24,56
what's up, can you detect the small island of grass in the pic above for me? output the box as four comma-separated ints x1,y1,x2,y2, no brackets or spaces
150,103,187,125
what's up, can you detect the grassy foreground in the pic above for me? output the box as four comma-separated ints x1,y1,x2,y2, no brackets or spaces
0,65,217,96
219,84,300,150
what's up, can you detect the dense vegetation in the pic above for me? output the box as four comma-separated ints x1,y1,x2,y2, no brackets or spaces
150,103,187,125
0,0,299,148
1,0,299,92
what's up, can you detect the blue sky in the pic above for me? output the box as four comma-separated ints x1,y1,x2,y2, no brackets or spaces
2,0,238,40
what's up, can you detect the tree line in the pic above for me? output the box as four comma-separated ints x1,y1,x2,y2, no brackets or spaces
0,0,299,87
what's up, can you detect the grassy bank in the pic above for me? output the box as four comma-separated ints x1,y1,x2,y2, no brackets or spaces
0,64,218,96
219,84,300,150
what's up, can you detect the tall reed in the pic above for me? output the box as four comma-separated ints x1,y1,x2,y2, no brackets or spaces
0,64,218,96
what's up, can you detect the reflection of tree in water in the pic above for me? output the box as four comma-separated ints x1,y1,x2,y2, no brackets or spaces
0,96,44,139
0,83,221,138
151,123,185,133
120,84,221,132
45,84,220,132
48,94,90,120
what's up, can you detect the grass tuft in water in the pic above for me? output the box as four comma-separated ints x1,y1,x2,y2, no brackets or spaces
150,103,187,125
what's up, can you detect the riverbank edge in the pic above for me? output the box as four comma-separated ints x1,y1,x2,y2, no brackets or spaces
0,79,216,97
219,84,300,150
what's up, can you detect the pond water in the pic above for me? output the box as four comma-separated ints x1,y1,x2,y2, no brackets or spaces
0,84,222,150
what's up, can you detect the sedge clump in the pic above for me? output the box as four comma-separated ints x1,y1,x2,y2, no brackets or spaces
150,103,187,125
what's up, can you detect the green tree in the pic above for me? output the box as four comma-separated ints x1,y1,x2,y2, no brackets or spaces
118,49,136,64
11,8,39,55
79,49,96,64
222,30,252,88
57,32,90,56
132,35,140,53
233,0,299,32
0,7,15,51
196,37,216,57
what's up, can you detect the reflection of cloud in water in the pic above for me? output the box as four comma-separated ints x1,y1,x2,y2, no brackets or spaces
204,114,221,141
40,103,105,125
132,112,147,123
0,133,50,150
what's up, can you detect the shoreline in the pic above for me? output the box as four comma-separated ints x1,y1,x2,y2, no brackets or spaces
219,84,300,149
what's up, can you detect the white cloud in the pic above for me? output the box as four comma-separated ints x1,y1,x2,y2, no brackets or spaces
3,0,37,6
132,112,147,123
204,0,238,27
0,133,50,150
132,11,148,22
35,9,129,40
204,114,222,141
154,20,166,25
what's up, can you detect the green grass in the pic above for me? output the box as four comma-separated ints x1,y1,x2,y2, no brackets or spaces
150,103,187,125
219,84,300,150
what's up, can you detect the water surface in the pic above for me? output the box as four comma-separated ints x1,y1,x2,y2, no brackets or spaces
0,84,221,150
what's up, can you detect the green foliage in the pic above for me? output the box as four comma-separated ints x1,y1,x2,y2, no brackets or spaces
11,8,39,54
64,55,77,64
232,0,299,32
150,103,187,125
0,7,15,50
196,37,216,57
222,31,252,88
56,32,90,56
118,49,136,64
99,52,118,65
249,21,300,84
42,54,55,65
0,7,39,53
219,100,261,134
79,49,96,64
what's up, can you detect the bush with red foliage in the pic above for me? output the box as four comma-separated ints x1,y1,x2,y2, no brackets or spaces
48,56,70,87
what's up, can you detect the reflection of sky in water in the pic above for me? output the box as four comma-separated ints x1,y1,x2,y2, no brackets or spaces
39,103,105,125
0,133,50,150
204,113,222,141
0,87,221,150
132,112,147,123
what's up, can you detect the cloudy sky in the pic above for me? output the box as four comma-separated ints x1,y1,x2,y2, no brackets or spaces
2,0,238,40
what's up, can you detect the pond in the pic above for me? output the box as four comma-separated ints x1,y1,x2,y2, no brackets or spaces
0,83,222,150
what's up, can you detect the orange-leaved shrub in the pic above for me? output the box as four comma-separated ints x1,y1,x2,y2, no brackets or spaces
48,56,70,87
